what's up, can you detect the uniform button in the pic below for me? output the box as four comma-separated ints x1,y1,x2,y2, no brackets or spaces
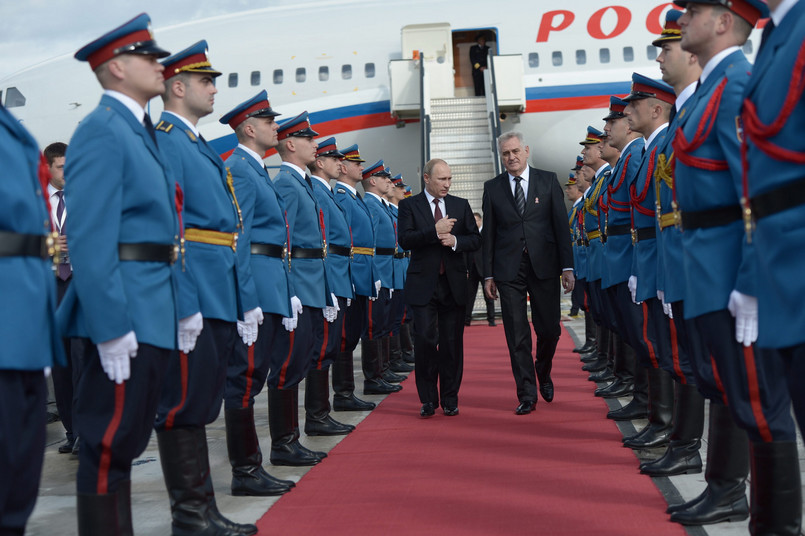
36,189,42,195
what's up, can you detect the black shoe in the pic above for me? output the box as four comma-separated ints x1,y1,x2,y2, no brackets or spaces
420,403,436,418
669,493,748,525
231,465,293,497
623,425,671,449
539,379,554,403
383,370,406,383
443,406,459,416
595,379,633,398
640,445,702,477
582,359,607,372
588,368,614,383
515,401,536,415
464,319,472,326
304,414,355,436
58,437,76,454
332,394,376,412
390,359,414,373
580,351,599,363
667,488,709,514
488,320,496,327
72,436,80,455
607,399,648,421
573,341,596,354
364,378,402,395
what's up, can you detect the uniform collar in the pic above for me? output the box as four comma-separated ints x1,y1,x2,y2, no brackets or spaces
772,0,798,25
700,46,741,85
335,181,357,195
163,110,199,137
237,144,265,167
644,123,668,148
103,89,145,123
311,175,332,190
676,81,697,112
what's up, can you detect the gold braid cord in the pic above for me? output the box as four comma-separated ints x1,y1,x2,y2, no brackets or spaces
226,169,244,230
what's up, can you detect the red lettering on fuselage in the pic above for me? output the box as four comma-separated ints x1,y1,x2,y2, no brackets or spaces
647,3,676,34
588,6,631,40
537,10,575,43
535,3,672,43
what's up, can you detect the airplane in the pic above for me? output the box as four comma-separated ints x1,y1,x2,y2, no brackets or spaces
0,0,764,201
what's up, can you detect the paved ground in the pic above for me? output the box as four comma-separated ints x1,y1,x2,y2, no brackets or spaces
28,300,804,535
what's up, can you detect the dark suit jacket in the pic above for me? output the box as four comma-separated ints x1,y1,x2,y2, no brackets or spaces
398,192,481,307
482,166,573,282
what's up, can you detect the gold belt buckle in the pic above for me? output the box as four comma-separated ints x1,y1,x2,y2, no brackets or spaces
282,244,288,260
740,196,754,244
231,233,238,252
630,228,637,245
47,231,59,273
349,247,354,261
322,242,328,259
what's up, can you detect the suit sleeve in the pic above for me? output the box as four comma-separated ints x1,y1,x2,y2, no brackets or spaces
481,182,495,278
398,198,439,250
230,162,259,312
549,172,574,271
454,199,481,253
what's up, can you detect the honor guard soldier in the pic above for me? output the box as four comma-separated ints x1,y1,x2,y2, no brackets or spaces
741,0,805,531
640,8,707,482
598,99,647,422
569,159,595,352
62,13,177,534
304,137,357,435
361,161,406,390
620,74,676,451
671,0,773,526
333,146,393,403
385,174,415,375
154,41,258,535
400,183,417,365
0,106,65,535
271,111,331,466
218,91,296,497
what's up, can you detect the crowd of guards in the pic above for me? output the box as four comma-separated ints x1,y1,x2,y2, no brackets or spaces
565,1,804,533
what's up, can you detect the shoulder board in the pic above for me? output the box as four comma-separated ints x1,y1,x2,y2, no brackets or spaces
155,120,173,133
336,188,347,194
183,129,197,142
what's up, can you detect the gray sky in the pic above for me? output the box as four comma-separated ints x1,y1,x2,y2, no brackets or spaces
0,1,293,80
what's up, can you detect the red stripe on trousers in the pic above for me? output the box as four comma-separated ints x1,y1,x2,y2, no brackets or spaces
340,311,348,352
669,318,686,384
241,344,255,408
164,352,189,430
710,355,729,405
316,319,328,370
97,382,126,494
278,332,294,388
367,300,373,339
641,302,659,368
742,345,773,442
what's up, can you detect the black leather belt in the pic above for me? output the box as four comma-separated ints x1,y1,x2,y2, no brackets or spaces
0,230,50,259
575,239,584,246
291,246,326,259
118,243,177,264
393,252,406,259
751,177,805,220
250,243,286,258
404,251,411,258
607,223,631,236
375,247,395,256
680,205,741,231
329,244,351,257
632,226,656,244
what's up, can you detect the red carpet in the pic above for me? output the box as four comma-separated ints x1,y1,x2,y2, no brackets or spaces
256,325,686,535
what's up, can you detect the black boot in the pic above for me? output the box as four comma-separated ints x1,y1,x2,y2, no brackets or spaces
574,314,597,353
225,407,293,496
198,427,259,535
332,351,376,411
362,339,401,394
291,387,327,460
588,367,615,383
380,335,406,383
268,388,324,466
157,427,242,536
641,383,704,476
749,441,802,535
388,334,414,372
304,369,355,436
400,323,416,364
670,402,749,525
77,490,120,536
117,480,133,536
607,362,648,421
623,367,673,449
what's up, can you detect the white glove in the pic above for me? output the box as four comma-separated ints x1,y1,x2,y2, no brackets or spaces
369,280,381,301
323,293,339,322
237,307,263,346
346,298,352,307
44,367,51,378
628,275,640,304
657,290,673,318
98,331,138,384
727,290,758,347
178,312,203,353
389,288,394,297
282,296,303,332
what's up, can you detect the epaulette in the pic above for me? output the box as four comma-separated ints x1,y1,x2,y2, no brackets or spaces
155,120,173,133
336,188,347,194
183,129,197,142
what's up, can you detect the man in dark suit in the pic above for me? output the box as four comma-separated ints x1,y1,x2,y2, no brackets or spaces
483,131,574,414
465,212,496,326
398,159,480,417
469,33,490,96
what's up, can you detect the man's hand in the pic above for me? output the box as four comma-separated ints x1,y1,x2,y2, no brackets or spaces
561,270,575,294
658,290,673,318
484,279,498,300
282,296,303,331
237,307,263,346
369,280,381,301
628,275,640,304
435,217,456,235
178,312,203,353
728,290,758,347
438,233,456,248
98,331,138,384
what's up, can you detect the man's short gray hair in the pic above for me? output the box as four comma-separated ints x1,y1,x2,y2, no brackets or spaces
498,131,525,152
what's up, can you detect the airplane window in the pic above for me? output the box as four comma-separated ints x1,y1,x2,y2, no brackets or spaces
365,63,375,78
251,71,261,86
273,69,283,84
743,40,753,55
599,48,610,64
528,53,539,68
228,73,238,88
342,65,352,80
646,46,658,61
319,66,329,81
4,86,25,108
623,47,634,62
575,50,587,65
296,68,306,83
552,51,562,67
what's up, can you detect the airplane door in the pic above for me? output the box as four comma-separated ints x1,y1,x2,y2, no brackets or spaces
401,23,454,99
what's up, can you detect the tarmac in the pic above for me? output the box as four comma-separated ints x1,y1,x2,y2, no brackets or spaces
27,299,805,535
